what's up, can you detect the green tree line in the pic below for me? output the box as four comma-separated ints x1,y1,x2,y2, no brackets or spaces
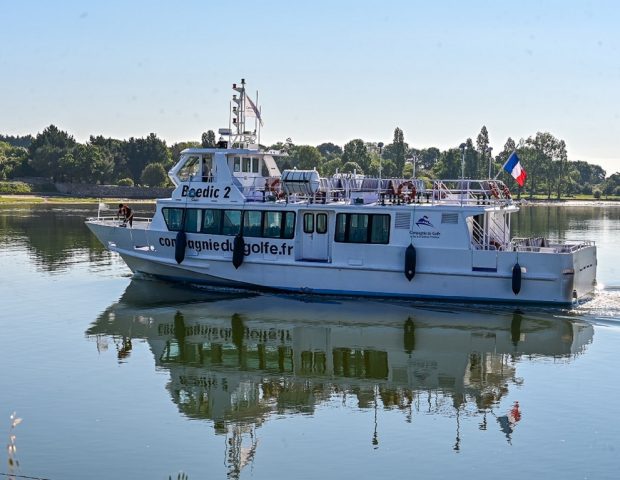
1,125,617,196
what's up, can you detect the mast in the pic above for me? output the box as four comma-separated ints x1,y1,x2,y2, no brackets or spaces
229,78,258,149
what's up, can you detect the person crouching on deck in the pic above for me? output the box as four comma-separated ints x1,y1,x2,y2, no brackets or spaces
118,203,134,227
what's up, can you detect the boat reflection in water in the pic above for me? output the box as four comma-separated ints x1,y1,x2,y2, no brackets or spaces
87,279,593,477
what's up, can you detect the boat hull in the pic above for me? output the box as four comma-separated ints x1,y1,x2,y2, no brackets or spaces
86,221,596,305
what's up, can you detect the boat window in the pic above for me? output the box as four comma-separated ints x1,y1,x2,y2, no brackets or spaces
263,211,283,238
316,213,327,234
184,208,201,233
233,157,241,172
303,213,315,234
178,156,200,182
222,210,242,236
370,215,390,243
162,207,185,231
242,157,252,173
252,157,259,173
283,212,295,239
348,214,369,243
201,209,222,234
243,210,263,237
202,155,214,182
335,213,390,244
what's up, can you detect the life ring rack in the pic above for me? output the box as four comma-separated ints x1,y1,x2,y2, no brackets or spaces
397,181,416,201
489,181,500,199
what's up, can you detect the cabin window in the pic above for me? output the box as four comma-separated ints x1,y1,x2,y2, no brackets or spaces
233,157,241,172
242,157,252,173
243,210,263,237
222,210,242,236
263,211,283,238
202,209,222,234
177,156,200,182
184,208,201,233
303,213,315,234
283,212,295,239
202,155,214,182
252,157,259,173
162,207,185,231
370,215,390,243
316,213,327,234
335,213,390,244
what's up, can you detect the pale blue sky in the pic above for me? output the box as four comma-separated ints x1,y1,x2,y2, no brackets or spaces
1,0,619,174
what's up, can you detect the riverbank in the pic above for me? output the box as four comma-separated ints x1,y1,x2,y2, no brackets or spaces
1,194,617,206
0,195,156,204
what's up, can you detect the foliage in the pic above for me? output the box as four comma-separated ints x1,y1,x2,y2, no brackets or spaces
170,141,200,161
292,145,322,170
140,163,168,187
124,133,171,183
0,181,32,194
201,130,216,148
342,139,370,174
341,161,363,174
0,134,33,148
381,127,407,176
0,142,29,179
316,142,342,158
118,177,135,186
28,125,77,181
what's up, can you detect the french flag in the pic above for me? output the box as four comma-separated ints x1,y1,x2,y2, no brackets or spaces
503,151,527,187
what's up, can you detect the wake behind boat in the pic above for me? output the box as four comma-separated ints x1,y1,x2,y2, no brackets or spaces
86,80,597,304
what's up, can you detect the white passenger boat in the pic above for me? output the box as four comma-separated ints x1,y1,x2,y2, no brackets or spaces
86,80,597,304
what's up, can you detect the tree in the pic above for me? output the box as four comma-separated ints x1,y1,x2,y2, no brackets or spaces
476,126,492,178
170,141,200,162
341,161,363,174
294,145,322,170
382,127,407,176
201,130,216,148
342,139,371,174
320,157,343,176
140,163,168,187
0,142,28,180
316,142,342,158
124,133,171,183
523,132,567,199
28,125,76,180
432,148,462,179
90,135,129,183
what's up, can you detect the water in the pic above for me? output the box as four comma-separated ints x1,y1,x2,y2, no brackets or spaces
1,203,619,480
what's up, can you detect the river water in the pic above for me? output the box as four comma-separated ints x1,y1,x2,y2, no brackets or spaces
0,203,619,480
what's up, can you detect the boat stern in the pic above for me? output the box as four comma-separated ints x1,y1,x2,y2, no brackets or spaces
569,243,597,300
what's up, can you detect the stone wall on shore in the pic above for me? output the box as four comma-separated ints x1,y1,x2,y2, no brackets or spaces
54,183,173,199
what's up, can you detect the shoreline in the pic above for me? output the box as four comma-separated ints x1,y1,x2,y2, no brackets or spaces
0,195,156,204
1,194,617,206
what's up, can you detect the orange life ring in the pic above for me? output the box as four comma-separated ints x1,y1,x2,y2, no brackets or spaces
502,184,511,199
489,181,500,199
397,181,416,200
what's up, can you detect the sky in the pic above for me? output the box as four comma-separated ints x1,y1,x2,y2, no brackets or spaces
1,0,619,175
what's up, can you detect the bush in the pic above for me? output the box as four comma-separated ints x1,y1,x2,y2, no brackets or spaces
118,177,135,187
0,181,32,194
593,189,601,199
140,163,168,187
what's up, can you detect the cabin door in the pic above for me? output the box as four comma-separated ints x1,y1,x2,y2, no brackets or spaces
301,211,330,261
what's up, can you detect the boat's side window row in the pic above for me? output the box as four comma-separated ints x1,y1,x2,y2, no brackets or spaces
162,207,295,239
334,213,390,244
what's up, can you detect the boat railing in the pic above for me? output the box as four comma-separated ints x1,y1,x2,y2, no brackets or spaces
511,237,595,253
432,179,513,206
87,215,153,227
